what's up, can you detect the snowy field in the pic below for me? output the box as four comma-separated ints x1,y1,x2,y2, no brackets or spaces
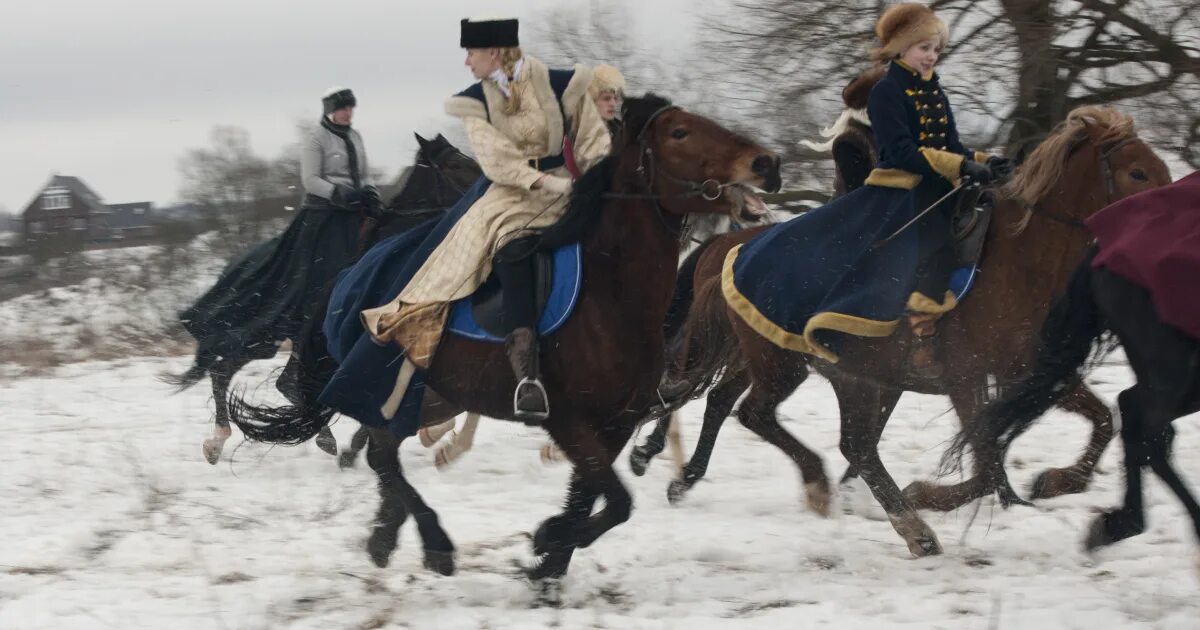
1,353,1198,629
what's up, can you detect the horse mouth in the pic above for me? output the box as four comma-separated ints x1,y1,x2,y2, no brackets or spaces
728,184,769,222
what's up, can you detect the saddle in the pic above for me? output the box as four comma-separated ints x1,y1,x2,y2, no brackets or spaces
469,251,556,338
952,186,992,268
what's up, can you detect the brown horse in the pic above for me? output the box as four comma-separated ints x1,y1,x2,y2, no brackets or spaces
227,94,781,581
665,105,1169,556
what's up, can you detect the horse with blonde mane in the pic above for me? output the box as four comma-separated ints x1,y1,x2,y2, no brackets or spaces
663,105,1170,556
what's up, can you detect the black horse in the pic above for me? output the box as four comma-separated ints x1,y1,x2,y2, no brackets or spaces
164,133,482,464
945,246,1200,557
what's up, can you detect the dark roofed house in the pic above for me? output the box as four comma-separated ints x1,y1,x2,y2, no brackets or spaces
20,175,155,248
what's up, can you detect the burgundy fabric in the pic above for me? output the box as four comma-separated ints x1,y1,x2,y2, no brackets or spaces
1087,170,1200,339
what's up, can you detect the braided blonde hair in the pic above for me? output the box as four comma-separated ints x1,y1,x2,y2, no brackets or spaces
499,47,524,115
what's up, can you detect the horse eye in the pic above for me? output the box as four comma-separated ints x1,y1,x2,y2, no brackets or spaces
670,128,689,140
1129,169,1147,182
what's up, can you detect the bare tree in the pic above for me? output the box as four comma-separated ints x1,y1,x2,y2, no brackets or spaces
176,125,300,257
706,0,1200,167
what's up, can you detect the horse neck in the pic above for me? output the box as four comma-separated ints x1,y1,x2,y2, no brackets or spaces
583,174,685,327
980,183,1104,308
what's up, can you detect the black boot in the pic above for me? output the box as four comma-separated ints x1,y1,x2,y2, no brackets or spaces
505,327,549,424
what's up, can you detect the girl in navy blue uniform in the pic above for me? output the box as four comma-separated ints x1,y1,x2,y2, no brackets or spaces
723,3,1010,375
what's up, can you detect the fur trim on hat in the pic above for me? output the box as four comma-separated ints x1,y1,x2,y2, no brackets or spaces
870,3,949,62
588,64,626,99
842,65,887,110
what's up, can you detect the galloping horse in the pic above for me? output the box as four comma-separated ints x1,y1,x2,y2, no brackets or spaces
941,175,1200,561
226,94,781,581
163,134,482,464
664,105,1168,556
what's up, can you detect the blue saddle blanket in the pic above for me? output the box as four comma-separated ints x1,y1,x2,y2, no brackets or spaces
446,243,583,342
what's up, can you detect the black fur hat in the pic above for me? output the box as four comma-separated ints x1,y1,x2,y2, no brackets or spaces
322,87,356,114
460,17,519,49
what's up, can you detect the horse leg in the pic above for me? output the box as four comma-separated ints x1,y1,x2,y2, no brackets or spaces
539,440,567,464
904,381,1027,511
365,427,408,567
314,426,338,457
1145,425,1200,550
667,371,750,504
419,418,457,448
434,413,480,470
363,426,456,573
833,376,941,556
1028,385,1114,500
203,356,250,465
528,416,634,580
629,413,673,476
1085,387,1147,551
337,425,370,469
527,473,598,582
733,367,831,516
838,387,902,520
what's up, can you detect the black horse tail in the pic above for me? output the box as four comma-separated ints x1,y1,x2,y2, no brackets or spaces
942,246,1108,475
663,237,718,343
662,256,740,406
227,333,338,445
158,352,215,392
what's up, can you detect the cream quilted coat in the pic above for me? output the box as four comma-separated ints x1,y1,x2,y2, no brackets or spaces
361,56,612,367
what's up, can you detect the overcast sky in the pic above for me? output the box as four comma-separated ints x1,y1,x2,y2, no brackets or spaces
0,0,699,213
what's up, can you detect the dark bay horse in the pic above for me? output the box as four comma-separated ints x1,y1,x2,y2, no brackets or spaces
664,105,1168,556
226,94,782,581
944,246,1200,561
163,133,482,464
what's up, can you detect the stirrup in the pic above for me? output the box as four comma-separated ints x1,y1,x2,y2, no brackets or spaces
513,377,550,423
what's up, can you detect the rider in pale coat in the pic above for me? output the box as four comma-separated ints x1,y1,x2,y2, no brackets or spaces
361,17,612,421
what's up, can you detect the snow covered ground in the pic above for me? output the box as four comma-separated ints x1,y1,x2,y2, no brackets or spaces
1,353,1198,629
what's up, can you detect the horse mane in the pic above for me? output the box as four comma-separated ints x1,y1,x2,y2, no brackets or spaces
536,94,675,250
1003,105,1137,232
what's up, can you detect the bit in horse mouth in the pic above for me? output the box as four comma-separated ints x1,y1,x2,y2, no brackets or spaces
728,184,769,221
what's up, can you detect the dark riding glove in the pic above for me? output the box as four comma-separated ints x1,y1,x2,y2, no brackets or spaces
986,155,1015,182
960,159,993,185
361,185,385,218
330,184,365,211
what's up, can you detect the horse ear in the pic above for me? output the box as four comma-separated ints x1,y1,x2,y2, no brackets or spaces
621,93,670,147
435,133,447,142
414,133,428,148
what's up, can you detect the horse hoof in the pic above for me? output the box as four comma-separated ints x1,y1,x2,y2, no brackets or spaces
805,480,832,517
315,431,338,457
337,451,357,470
911,535,943,557
423,550,456,576
1029,468,1087,500
667,479,690,506
1084,514,1113,552
202,439,223,465
997,484,1033,508
366,530,397,568
629,448,652,477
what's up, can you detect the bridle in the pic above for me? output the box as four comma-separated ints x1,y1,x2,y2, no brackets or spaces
1024,137,1137,229
602,104,753,238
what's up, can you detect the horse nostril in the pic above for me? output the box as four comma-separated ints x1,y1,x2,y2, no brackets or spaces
751,154,777,177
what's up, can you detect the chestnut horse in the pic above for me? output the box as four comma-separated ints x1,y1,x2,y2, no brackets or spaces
665,105,1168,556
226,94,781,581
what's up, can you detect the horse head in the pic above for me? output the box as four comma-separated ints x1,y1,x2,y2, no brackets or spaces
620,94,782,225
1003,105,1171,231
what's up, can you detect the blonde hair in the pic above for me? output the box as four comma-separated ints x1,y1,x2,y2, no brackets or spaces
1004,105,1137,233
499,47,524,116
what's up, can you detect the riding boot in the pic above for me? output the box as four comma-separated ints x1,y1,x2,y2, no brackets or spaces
505,327,549,424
